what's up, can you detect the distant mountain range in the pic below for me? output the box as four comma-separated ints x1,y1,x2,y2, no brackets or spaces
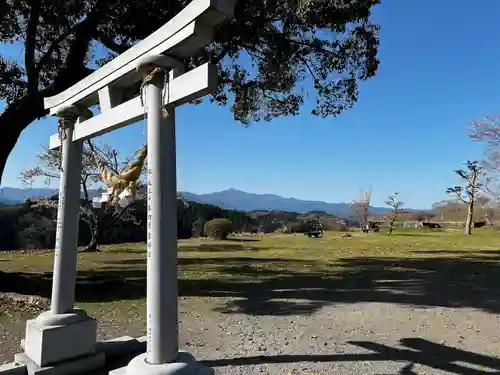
181,189,393,216
0,187,101,204
0,187,397,217
0,187,58,203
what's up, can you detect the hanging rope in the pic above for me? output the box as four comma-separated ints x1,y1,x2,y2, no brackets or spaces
87,138,148,207
139,66,171,120
57,106,89,142
57,118,69,141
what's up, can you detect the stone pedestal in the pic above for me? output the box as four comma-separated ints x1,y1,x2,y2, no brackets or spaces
23,311,97,367
14,352,104,375
109,352,213,375
15,310,103,375
0,362,26,375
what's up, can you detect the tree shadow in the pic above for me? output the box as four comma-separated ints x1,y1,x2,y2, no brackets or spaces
107,248,146,254
169,251,500,315
226,237,263,242
415,249,500,256
108,242,266,254
3,248,500,316
414,250,469,254
203,337,500,374
179,243,266,252
389,231,445,236
0,269,147,302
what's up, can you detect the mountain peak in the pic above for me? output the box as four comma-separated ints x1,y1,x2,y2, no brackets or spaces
222,188,244,193
182,189,392,216
1,187,396,217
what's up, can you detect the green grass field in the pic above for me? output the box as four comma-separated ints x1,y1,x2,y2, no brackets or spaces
1,228,500,318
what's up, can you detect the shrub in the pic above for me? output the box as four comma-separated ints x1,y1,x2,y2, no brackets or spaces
191,219,205,238
204,218,233,240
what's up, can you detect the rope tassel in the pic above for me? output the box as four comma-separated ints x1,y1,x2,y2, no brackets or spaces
139,67,170,120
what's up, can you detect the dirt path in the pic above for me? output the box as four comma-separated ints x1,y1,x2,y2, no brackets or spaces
2,297,500,374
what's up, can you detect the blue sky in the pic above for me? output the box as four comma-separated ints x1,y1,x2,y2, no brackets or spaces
1,0,499,209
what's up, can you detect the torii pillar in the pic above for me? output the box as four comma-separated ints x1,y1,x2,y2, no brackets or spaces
15,106,105,375
111,56,213,375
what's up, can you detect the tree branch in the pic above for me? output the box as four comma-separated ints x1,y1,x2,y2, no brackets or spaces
482,179,500,202
102,204,133,231
81,176,89,201
25,0,42,94
453,192,467,204
80,214,92,225
97,35,132,54
36,10,102,77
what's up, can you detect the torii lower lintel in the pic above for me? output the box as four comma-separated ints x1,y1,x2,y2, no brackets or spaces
48,63,218,150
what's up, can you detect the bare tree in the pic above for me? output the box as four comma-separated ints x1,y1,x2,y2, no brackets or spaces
350,187,372,230
475,194,494,227
18,168,40,188
19,141,146,251
468,114,500,226
385,192,404,234
470,114,500,169
431,200,466,223
445,160,483,235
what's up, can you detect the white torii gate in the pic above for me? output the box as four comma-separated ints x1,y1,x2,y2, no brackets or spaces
10,1,236,375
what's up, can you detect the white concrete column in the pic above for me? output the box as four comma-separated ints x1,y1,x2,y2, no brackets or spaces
116,57,214,375
18,107,103,372
51,116,83,314
145,69,179,365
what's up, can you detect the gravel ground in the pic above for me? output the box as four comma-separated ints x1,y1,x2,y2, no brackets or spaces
2,297,500,374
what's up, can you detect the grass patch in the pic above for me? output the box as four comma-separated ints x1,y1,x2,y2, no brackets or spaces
1,229,500,317
391,226,445,234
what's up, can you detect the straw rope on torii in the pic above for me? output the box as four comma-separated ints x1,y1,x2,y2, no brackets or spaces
138,65,171,119
86,66,172,206
56,106,89,142
88,140,148,206
54,103,147,206
57,118,68,141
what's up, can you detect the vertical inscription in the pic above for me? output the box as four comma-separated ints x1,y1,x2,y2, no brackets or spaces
146,167,153,355
54,185,66,258
147,169,153,252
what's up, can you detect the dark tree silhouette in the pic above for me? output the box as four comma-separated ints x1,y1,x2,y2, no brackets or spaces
0,0,380,182
446,161,483,235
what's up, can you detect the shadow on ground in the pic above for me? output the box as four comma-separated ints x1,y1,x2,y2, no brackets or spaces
203,337,500,375
109,241,264,254
3,246,500,316
179,242,264,252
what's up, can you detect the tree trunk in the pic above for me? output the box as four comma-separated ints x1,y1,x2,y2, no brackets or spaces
464,201,474,235
485,211,492,227
0,63,93,183
81,237,99,252
464,169,478,235
81,229,100,252
80,218,101,253
0,93,45,184
388,217,396,234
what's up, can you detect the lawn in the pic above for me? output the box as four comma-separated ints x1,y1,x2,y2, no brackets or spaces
2,229,500,369
1,228,500,318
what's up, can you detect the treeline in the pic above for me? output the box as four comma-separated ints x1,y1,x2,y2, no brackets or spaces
0,199,345,251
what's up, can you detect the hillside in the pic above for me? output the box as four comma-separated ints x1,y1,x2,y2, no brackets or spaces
0,187,393,217
182,189,391,216
0,187,101,204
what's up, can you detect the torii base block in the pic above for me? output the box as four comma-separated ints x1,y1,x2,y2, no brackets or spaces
110,351,214,375
22,313,97,367
13,312,103,375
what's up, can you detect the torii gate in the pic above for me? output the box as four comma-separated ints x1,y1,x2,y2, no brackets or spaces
5,1,236,375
